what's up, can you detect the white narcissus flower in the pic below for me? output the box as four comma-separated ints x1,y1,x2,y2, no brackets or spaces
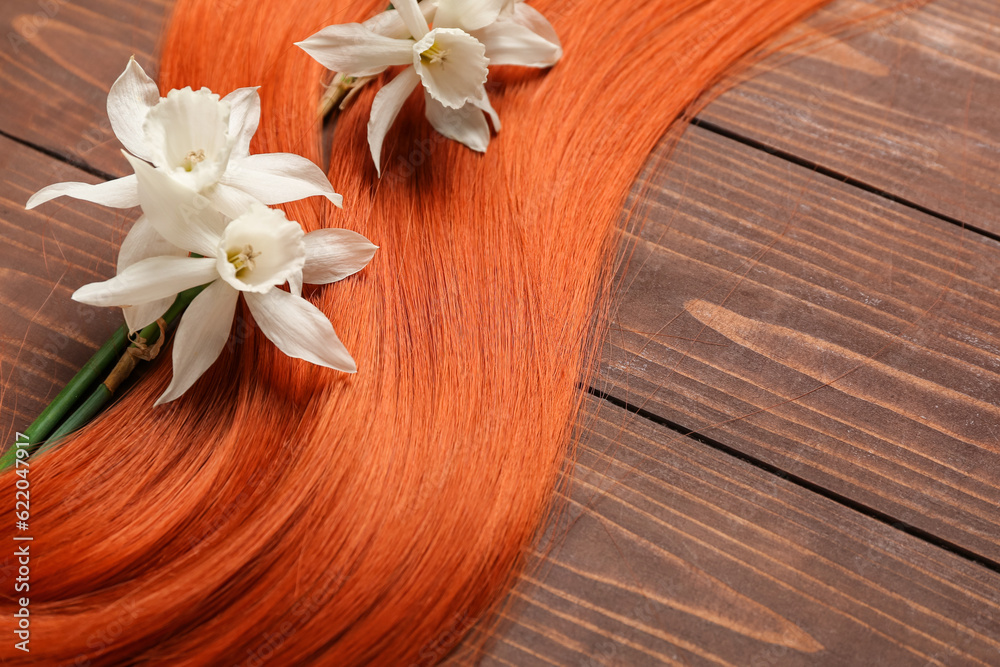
73,153,376,406
436,0,562,69
412,0,562,156
26,57,342,219
363,0,560,68
297,0,495,174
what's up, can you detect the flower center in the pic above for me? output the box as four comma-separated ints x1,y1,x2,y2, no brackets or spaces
227,244,261,276
420,41,450,65
182,149,207,172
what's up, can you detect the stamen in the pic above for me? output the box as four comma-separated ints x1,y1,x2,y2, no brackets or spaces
227,244,262,275
420,42,449,65
182,149,207,172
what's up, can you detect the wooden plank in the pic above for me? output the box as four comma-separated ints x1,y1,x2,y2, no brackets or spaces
0,135,123,442
698,0,1000,232
0,0,171,177
455,396,1000,666
597,123,1000,564
3,0,998,663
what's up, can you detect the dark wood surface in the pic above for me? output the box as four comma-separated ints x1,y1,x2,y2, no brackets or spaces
598,125,1000,564
0,137,123,432
0,0,170,177
474,396,1000,666
2,0,999,665
700,0,1000,233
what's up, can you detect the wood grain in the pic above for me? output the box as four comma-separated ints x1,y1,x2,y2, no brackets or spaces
450,396,1000,666
0,0,171,177
699,0,1000,232
0,135,125,442
2,0,999,665
598,124,1000,564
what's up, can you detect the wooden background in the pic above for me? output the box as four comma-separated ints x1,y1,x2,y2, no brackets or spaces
2,0,999,664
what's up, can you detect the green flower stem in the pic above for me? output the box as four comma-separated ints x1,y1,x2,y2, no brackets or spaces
0,324,129,469
1,283,210,468
34,384,113,457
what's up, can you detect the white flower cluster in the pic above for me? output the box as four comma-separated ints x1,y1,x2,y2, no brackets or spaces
28,59,376,405
297,0,562,173
27,1,560,405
